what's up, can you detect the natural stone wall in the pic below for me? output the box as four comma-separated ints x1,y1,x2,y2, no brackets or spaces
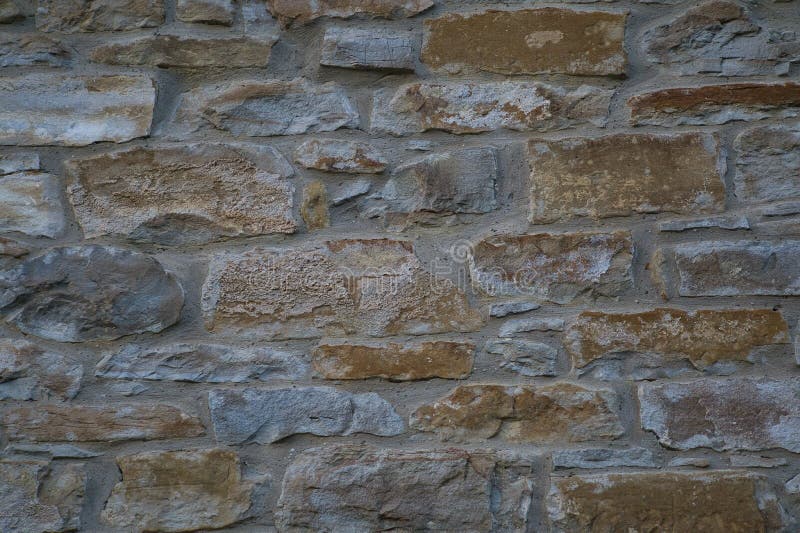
0,0,799,531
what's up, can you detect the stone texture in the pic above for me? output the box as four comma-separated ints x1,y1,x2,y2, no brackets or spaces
423,8,626,76
734,122,800,204
659,214,750,232
0,171,65,238
312,339,474,380
565,308,789,370
2,403,203,442
0,339,82,401
101,449,253,532
0,0,21,23
202,238,483,339
322,27,415,71
4,444,100,459
629,82,800,126
411,383,623,443
300,180,329,230
551,447,656,469
208,386,403,444
371,81,612,135
643,0,800,76
176,0,234,25
549,471,777,532
486,339,558,377
266,0,433,26
468,231,633,303
0,153,39,175
36,0,165,32
96,343,308,383
489,301,540,318
499,317,566,336
639,378,800,452
65,144,295,244
332,179,371,205
0,74,155,146
294,138,386,173
276,445,535,532
0,33,69,67
528,133,725,222
0,245,183,342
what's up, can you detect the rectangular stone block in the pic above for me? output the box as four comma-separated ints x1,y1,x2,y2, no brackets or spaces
176,0,234,25
266,0,433,26
0,171,65,237
294,139,386,173
36,0,164,32
734,122,800,204
322,27,415,71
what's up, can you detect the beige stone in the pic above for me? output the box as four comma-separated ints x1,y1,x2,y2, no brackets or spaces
36,0,164,32
176,0,234,25
266,0,433,26
0,172,65,237
301,180,330,230
294,139,386,173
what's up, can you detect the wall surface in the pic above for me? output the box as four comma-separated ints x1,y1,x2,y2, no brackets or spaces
1,0,800,531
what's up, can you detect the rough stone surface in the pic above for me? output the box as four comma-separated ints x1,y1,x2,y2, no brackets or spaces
276,445,535,531
734,122,800,204
0,0,21,23
411,383,623,443
0,245,183,342
486,339,558,377
0,153,39,175
0,339,82,400
101,449,253,532
489,301,541,318
499,317,566,336
468,231,633,303
65,144,295,244
551,447,656,469
322,27,415,71
528,133,725,222
266,0,433,26
294,138,386,173
0,171,65,237
209,386,403,444
659,214,750,232
176,0,234,25
371,81,612,135
423,8,626,76
36,0,165,32
0,32,69,67
639,378,800,452
332,179,371,205
313,339,474,380
300,180,329,230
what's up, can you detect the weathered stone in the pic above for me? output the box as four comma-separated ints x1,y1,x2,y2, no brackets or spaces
65,144,295,244
294,139,386,173
322,27,415,71
313,339,473,380
380,147,498,215
266,0,433,26
96,343,308,383
4,444,100,459
566,308,789,371
0,460,85,533
90,32,276,68
300,180,329,230
332,179,371,205
101,449,253,532
468,231,633,303
0,237,27,259
0,33,69,67
499,317,566,336
2,403,203,442
0,245,183,342
174,78,358,137
486,339,558,377
276,445,535,532
786,473,800,494
529,133,725,222
0,153,38,175
371,81,612,135
423,8,626,76
176,0,234,25
411,383,623,443
552,447,656,469
659,214,750,232
643,0,800,76
734,122,800,204
489,301,540,318
639,378,800,451
36,0,164,32
0,74,155,146
0,0,21,23
0,172,65,238
668,457,710,468
549,471,778,532
202,238,483,339
208,386,403,444
629,82,800,126
0,339,82,400
730,454,787,468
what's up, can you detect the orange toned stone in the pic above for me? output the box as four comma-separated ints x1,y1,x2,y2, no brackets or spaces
266,0,433,26
301,180,330,230
423,8,626,76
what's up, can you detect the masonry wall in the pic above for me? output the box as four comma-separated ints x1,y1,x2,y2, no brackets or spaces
1,0,800,531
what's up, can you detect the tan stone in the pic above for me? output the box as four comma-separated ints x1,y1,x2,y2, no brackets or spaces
423,8,626,76
294,139,386,173
101,449,253,532
313,340,474,380
0,171,65,237
0,339,82,401
410,383,623,443
266,0,433,26
2,403,204,442
529,133,725,222
176,0,234,25
36,0,165,32
301,180,330,230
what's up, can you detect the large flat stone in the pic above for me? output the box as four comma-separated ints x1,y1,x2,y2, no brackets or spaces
266,0,433,26
36,0,165,32
734,122,800,204
294,139,386,173
322,27,415,71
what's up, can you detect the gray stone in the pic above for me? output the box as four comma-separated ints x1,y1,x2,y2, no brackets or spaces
734,122,800,204
96,343,308,383
0,245,183,342
109,382,149,396
176,0,234,25
489,301,541,318
36,0,165,32
499,317,566,336
5,444,101,459
0,0,21,23
786,473,800,494
0,153,38,175
321,27,415,71
659,214,750,232
729,455,787,468
668,457,710,468
208,386,403,444
552,448,656,469
266,0,434,26
0,33,69,67
331,179,371,205
0,339,82,400
0,172,65,238
486,339,557,377
294,138,386,173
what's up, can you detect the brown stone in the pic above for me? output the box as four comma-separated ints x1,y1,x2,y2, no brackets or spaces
423,8,626,76
176,0,234,25
566,308,789,369
2,403,204,442
301,180,330,230
410,383,623,443
294,139,386,174
529,133,725,222
101,449,253,532
266,0,433,26
312,340,474,380
36,0,165,32
0,339,82,400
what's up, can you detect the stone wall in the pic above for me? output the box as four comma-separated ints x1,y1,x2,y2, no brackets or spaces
1,0,800,531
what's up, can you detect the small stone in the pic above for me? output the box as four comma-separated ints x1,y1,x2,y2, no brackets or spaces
489,301,540,318
176,0,234,25
36,0,165,32
208,386,403,444
4,444,100,459
729,455,787,468
0,172,65,238
486,339,557,377
3,403,204,442
301,180,330,230
499,317,566,336
786,473,800,494
659,214,750,232
0,33,69,67
668,457,710,468
331,180,371,205
109,382,149,396
101,449,253,532
0,339,82,400
411,383,623,443
322,27,415,71
313,339,473,380
294,139,386,174
552,447,656,469
266,0,433,26
0,245,183,342
0,153,38,175
734,122,800,204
